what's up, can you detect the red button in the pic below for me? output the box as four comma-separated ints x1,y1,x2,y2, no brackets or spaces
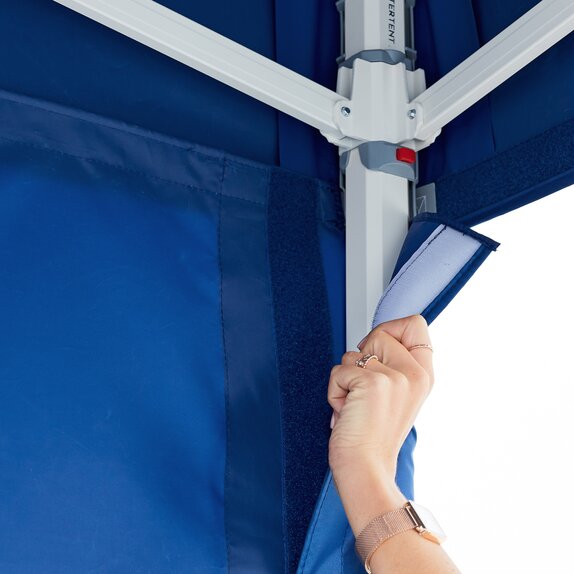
396,147,416,164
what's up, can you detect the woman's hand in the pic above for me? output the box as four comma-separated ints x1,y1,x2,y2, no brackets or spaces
328,314,434,485
327,317,462,573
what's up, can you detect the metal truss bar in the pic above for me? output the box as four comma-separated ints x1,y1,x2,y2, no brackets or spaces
54,0,347,140
412,0,574,143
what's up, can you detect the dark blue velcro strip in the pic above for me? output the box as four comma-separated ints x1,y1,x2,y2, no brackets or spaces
435,117,574,226
268,169,336,574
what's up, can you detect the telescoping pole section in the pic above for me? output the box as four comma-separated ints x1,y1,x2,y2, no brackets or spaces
340,0,411,349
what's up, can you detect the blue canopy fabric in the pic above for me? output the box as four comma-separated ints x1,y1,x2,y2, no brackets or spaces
0,0,570,572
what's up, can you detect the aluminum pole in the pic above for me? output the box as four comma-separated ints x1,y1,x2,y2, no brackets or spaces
343,0,411,350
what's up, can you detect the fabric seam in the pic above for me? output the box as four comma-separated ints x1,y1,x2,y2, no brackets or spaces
0,134,269,207
218,158,232,574
0,89,268,173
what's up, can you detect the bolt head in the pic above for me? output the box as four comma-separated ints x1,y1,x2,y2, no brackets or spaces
408,109,417,119
341,106,351,117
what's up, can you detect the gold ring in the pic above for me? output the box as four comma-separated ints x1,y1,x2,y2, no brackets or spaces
407,344,433,352
355,354,379,368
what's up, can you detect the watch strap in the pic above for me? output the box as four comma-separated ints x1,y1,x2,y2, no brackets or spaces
355,502,418,573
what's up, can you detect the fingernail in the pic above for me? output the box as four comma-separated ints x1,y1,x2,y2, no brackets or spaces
330,412,335,429
357,335,368,350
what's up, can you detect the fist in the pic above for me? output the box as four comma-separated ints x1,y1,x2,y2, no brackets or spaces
327,315,434,478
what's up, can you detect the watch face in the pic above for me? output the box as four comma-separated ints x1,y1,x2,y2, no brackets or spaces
409,501,447,544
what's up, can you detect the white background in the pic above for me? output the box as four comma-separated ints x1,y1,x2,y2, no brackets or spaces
415,185,574,572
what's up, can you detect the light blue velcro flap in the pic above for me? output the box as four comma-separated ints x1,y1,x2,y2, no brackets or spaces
374,215,500,327
296,216,498,574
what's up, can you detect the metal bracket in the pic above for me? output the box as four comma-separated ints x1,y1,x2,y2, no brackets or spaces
414,183,437,215
330,57,427,148
340,141,417,181
328,1,425,154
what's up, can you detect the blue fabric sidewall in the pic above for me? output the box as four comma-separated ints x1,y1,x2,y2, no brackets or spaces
0,89,348,573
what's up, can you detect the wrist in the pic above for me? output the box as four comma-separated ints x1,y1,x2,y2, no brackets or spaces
331,460,407,537
329,449,398,481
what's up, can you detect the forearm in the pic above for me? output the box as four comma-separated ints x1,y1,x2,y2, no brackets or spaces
333,462,461,574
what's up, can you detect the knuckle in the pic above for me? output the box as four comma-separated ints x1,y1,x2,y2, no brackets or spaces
366,326,389,347
410,370,432,399
409,314,429,331
362,367,379,380
372,324,389,338
365,371,388,390
412,368,430,388
390,371,409,386
341,351,359,365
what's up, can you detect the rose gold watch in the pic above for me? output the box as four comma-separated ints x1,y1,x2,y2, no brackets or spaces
355,501,446,573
